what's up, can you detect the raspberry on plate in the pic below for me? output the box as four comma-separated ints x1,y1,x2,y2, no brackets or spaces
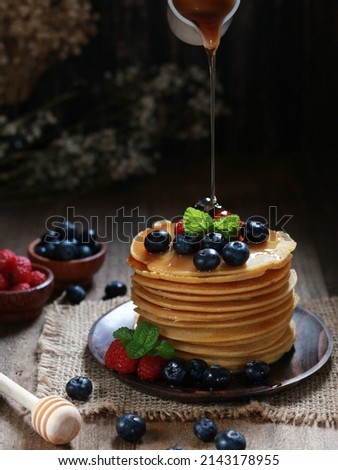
104,339,138,374
29,270,47,287
136,355,167,381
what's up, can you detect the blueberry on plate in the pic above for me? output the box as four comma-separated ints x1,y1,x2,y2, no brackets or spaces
193,248,221,271
162,359,188,386
104,280,127,299
222,241,250,266
193,417,218,442
245,220,269,244
66,285,86,304
185,358,209,386
215,429,246,450
115,413,146,442
202,365,232,391
66,376,93,400
173,233,202,255
244,359,270,385
144,230,171,253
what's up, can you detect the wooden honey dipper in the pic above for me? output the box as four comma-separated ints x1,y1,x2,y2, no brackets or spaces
0,372,82,445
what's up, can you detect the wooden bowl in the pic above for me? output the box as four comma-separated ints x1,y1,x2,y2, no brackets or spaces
0,264,54,323
27,239,107,291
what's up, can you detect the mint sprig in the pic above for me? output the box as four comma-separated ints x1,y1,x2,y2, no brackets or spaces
213,214,240,238
183,206,240,238
113,322,176,360
183,207,213,235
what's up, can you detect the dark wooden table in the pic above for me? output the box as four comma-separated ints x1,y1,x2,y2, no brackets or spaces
0,148,337,449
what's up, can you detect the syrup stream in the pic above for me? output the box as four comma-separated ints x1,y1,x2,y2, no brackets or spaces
207,49,217,205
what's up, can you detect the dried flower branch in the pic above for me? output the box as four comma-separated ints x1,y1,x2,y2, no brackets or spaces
0,0,98,106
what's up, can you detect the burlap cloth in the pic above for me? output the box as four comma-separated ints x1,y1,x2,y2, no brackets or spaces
36,296,338,426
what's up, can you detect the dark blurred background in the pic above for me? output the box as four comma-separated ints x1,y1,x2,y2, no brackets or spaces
0,0,336,198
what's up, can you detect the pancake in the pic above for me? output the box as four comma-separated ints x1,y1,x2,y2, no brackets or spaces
128,221,297,372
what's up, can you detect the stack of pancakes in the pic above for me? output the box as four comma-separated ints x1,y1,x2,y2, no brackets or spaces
128,221,297,372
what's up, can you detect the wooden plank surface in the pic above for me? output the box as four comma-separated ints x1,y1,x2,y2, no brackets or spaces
0,150,337,450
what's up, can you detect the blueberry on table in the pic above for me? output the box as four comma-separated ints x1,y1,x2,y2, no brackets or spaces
215,429,246,450
193,418,218,442
144,230,171,253
244,359,270,385
202,365,232,391
222,241,250,266
66,376,93,400
193,248,221,271
115,413,146,442
66,285,86,304
245,220,269,244
104,280,127,299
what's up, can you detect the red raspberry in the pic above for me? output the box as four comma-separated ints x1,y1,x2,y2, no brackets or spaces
104,339,138,374
0,249,17,272
136,355,167,381
29,270,47,287
11,282,31,291
0,273,10,291
214,209,233,219
10,256,32,284
174,219,185,235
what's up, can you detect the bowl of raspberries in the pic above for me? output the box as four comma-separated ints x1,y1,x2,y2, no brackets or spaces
0,248,54,323
27,220,107,291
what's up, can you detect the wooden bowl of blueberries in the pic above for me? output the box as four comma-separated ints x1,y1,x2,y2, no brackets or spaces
27,220,107,291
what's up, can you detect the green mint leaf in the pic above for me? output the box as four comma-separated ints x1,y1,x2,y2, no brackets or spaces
113,327,134,347
183,207,213,235
133,322,160,353
126,340,148,359
149,340,176,359
212,214,240,238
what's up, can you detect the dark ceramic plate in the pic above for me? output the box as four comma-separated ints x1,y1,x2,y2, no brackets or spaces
88,301,333,403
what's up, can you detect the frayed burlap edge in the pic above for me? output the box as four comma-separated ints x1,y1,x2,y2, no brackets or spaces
36,296,338,426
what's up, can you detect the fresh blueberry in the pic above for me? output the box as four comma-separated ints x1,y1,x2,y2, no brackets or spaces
104,280,127,298
115,413,146,442
41,230,60,244
222,241,250,266
66,285,86,304
90,240,101,255
215,429,246,450
76,244,93,259
173,233,201,255
35,242,48,257
162,359,188,386
201,232,226,252
193,418,218,442
54,239,78,260
66,376,93,400
43,241,59,259
244,359,270,385
144,230,171,253
193,248,221,271
185,358,209,386
245,220,269,244
55,220,77,240
167,446,185,450
202,365,232,391
79,227,98,244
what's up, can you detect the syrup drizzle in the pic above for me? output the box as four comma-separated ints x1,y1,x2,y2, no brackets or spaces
173,0,237,207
